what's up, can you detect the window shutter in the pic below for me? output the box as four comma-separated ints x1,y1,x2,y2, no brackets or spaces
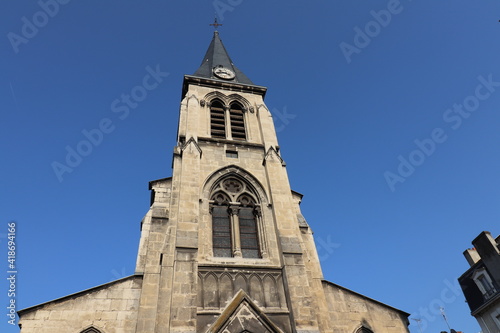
210,101,226,138
229,103,246,140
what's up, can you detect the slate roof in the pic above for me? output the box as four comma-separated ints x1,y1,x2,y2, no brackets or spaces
193,31,254,85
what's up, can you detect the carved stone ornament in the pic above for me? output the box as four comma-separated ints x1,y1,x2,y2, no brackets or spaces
229,206,240,216
254,206,262,217
239,195,254,207
222,178,243,194
200,100,206,107
213,192,229,205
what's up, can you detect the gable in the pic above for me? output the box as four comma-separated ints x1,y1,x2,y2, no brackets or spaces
18,275,142,332
207,290,283,333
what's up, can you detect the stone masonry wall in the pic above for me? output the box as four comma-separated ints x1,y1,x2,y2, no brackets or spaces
19,276,142,333
323,281,410,333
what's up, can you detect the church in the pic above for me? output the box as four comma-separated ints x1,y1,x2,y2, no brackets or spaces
18,30,411,333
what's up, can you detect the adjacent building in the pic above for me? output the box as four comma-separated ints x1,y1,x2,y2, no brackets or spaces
18,31,410,333
458,231,500,332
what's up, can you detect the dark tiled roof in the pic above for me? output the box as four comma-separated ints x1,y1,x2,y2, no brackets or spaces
193,31,254,85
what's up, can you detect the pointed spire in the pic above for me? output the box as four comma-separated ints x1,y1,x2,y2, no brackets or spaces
192,31,254,85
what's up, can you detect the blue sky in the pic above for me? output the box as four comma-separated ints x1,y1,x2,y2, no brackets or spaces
2,1,500,332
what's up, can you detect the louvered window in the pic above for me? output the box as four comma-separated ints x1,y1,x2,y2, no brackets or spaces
210,101,226,138
229,103,246,140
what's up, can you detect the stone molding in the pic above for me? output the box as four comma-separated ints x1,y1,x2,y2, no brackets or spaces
198,267,287,311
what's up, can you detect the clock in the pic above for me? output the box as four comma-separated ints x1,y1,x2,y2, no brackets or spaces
213,66,235,80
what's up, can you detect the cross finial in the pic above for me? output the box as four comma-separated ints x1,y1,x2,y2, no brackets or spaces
210,17,223,31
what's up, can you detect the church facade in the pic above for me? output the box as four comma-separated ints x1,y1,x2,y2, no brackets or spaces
18,31,410,333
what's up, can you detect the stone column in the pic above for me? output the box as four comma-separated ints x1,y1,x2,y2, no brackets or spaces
230,205,242,258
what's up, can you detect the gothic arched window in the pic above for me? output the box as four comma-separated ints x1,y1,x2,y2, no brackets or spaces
210,177,261,258
238,194,259,258
355,327,374,333
210,100,226,139
209,99,247,141
229,102,246,140
212,192,232,257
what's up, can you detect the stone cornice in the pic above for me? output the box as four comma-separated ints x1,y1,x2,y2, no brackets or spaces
183,75,267,99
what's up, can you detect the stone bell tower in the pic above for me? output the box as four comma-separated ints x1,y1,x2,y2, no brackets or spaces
18,30,410,333
133,30,328,333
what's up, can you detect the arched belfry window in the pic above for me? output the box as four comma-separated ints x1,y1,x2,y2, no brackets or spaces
355,327,374,333
210,100,226,139
210,177,261,258
209,99,247,141
229,102,246,140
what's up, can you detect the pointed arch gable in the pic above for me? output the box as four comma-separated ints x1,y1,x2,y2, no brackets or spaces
79,326,104,333
202,165,269,204
207,290,283,333
203,166,270,259
203,91,252,112
205,91,230,105
227,94,252,112
354,326,374,333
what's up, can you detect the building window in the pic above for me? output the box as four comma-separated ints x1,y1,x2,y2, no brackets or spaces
478,274,496,297
238,195,259,258
493,310,500,330
473,268,497,299
229,102,246,140
226,150,238,158
209,100,246,141
210,100,226,139
211,193,232,258
210,178,261,259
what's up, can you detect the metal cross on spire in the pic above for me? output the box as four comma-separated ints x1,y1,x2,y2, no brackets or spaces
209,17,223,31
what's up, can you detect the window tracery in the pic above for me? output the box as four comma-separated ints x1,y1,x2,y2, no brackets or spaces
210,177,261,258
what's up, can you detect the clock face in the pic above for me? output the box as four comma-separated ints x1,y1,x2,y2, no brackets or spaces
213,66,235,80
